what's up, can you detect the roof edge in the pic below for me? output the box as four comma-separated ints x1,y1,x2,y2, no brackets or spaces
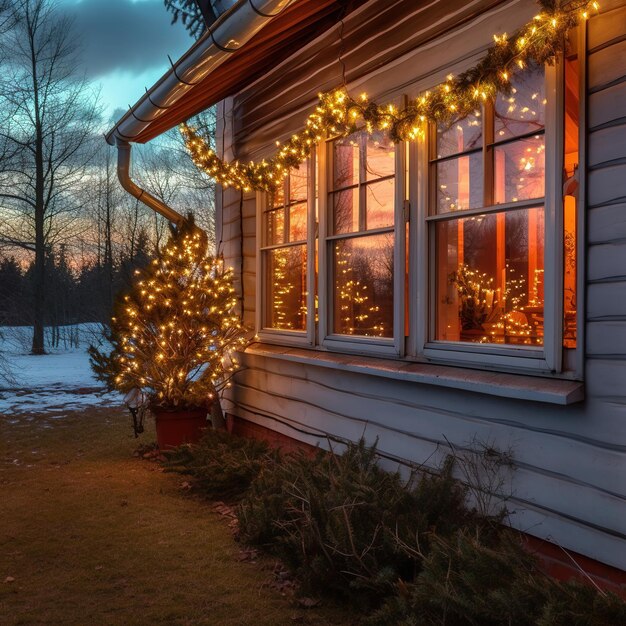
105,0,296,145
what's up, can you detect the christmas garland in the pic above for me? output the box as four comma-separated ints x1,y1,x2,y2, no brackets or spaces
181,0,598,192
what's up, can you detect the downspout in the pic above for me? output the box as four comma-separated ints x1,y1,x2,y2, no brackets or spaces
116,140,186,226
109,0,295,225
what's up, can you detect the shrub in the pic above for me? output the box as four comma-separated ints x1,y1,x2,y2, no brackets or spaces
368,527,626,626
170,431,626,622
237,439,474,602
537,579,626,626
163,429,272,500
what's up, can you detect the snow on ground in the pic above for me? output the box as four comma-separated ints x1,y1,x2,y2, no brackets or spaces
0,324,122,415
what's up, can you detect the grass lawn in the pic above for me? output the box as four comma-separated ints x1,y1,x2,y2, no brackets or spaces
0,406,356,625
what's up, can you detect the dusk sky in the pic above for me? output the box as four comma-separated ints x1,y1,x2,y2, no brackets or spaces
61,0,192,126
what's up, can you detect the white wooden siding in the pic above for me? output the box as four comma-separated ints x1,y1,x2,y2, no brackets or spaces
217,0,626,570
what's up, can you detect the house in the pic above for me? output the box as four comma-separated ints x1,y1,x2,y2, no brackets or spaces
107,0,626,591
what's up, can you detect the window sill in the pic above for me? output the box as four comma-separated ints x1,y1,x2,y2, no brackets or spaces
244,343,584,405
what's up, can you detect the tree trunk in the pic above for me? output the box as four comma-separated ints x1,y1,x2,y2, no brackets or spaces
208,381,225,429
29,4,46,356
31,178,45,355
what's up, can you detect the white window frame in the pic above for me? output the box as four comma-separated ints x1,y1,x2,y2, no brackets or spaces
255,52,581,378
317,130,406,357
256,155,316,347
412,61,566,373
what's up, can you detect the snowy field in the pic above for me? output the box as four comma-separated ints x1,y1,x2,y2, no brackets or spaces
0,324,121,415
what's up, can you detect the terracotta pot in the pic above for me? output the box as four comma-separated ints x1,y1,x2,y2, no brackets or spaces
152,406,208,449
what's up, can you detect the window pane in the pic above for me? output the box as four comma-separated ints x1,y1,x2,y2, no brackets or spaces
333,233,394,338
495,65,545,141
434,207,545,345
266,245,307,331
289,202,307,242
289,162,308,203
333,134,360,189
268,180,286,209
436,153,483,213
436,111,482,158
365,130,395,181
266,208,284,245
494,135,545,204
332,188,359,234
366,178,395,229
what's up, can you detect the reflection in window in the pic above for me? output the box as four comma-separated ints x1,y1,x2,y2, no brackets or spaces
494,136,545,204
434,111,483,213
329,129,396,339
330,130,395,234
436,111,483,158
333,234,394,338
435,209,545,345
262,162,310,331
436,152,483,212
494,66,546,141
267,246,307,331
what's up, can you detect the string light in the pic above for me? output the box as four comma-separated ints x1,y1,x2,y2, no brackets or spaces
450,263,542,345
181,0,598,192
106,221,249,408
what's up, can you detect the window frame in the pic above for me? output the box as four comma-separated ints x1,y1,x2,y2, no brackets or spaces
256,155,317,347
318,129,406,357
255,52,582,379
413,62,565,373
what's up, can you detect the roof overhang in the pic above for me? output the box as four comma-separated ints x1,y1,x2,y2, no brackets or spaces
106,0,359,145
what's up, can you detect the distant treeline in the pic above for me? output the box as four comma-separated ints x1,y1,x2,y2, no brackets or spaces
0,237,151,336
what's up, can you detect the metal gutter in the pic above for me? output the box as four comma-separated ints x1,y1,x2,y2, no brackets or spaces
106,0,295,225
106,0,295,145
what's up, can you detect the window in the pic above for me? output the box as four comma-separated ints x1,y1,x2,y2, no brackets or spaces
430,66,547,348
422,61,575,372
258,160,315,344
257,56,580,375
319,128,405,355
328,130,395,338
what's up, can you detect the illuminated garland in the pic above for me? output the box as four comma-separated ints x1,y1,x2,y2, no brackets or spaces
181,0,598,192
98,220,250,409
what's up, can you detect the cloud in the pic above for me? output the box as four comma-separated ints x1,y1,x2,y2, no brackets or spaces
62,0,192,79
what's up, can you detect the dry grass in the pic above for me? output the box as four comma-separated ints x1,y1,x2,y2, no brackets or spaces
0,405,356,625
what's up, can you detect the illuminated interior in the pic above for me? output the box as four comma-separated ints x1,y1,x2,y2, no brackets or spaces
432,66,550,346
563,39,579,349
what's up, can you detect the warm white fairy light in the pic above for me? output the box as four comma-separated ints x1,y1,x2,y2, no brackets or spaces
109,225,249,408
181,0,598,192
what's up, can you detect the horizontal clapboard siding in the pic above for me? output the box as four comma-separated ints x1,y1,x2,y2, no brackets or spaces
231,0,537,160
586,0,626,429
228,355,626,569
214,0,626,571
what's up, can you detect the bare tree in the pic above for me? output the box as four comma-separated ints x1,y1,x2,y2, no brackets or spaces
133,108,217,252
0,0,100,354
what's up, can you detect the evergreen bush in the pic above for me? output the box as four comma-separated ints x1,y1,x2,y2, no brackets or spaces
237,439,473,602
160,428,626,621
163,429,272,500
367,527,626,626
89,216,248,415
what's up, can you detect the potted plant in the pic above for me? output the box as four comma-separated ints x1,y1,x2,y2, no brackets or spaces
90,217,249,448
449,264,500,339
450,263,533,344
